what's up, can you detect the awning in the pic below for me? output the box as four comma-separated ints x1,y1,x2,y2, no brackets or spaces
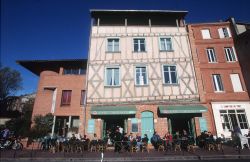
159,105,207,114
91,106,136,115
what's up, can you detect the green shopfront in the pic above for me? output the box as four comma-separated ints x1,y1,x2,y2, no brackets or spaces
159,105,208,140
86,105,209,142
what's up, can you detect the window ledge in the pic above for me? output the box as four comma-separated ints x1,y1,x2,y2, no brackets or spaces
226,61,237,63
135,84,149,87
159,50,174,52
105,51,121,53
163,83,179,86
104,85,121,88
214,91,225,93
208,62,218,64
132,51,147,53
61,104,71,107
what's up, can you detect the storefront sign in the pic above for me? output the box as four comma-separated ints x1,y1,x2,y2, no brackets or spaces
220,105,242,109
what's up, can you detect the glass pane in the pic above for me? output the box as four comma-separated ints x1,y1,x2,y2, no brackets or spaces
141,67,146,73
140,44,145,52
171,71,177,83
228,110,235,113
224,115,229,122
164,72,170,83
170,66,176,71
106,69,112,85
160,38,166,50
134,43,139,52
244,123,248,129
163,66,169,72
229,114,238,128
237,114,243,122
114,68,120,85
220,110,226,113
142,72,147,84
237,110,245,113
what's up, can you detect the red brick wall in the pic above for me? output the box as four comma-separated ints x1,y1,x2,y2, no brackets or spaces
32,67,86,134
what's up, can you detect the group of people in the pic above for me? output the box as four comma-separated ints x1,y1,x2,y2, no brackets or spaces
150,130,193,151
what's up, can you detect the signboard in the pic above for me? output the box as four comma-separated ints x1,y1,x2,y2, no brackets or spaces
199,117,207,132
87,119,95,134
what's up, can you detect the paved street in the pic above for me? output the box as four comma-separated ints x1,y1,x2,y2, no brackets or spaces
1,145,250,162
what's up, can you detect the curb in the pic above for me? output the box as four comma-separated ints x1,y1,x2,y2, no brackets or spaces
2,155,250,162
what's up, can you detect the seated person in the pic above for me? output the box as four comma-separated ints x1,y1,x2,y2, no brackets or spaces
122,133,130,151
136,133,142,150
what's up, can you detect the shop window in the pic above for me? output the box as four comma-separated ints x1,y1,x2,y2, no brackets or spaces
131,118,138,132
220,109,249,130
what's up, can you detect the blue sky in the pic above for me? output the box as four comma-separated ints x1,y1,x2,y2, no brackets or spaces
1,0,250,95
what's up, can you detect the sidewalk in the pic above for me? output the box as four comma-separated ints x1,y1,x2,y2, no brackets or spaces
1,145,250,161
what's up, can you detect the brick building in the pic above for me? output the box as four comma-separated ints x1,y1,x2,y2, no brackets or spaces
17,59,87,137
85,10,208,141
188,22,250,138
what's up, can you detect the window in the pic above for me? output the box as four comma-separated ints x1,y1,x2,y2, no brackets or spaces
206,48,217,63
201,29,211,39
61,90,72,105
107,38,119,52
63,68,85,75
225,47,237,62
80,90,86,105
135,66,148,85
133,38,146,52
212,74,224,92
218,27,231,38
159,37,173,51
230,74,243,92
220,109,249,130
163,65,178,84
131,118,138,132
105,67,120,86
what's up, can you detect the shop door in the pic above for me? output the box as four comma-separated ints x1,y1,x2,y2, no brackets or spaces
141,111,154,142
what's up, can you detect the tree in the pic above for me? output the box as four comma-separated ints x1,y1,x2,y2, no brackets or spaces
29,113,54,139
0,67,22,101
5,99,34,137
0,67,22,114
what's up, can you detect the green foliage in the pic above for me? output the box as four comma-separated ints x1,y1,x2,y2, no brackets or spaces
29,113,54,139
5,99,33,137
0,67,22,101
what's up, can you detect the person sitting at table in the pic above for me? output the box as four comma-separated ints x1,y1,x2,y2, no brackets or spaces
142,134,149,143
151,132,160,150
122,133,130,152
136,133,142,150
128,132,134,142
81,134,90,151
163,132,173,151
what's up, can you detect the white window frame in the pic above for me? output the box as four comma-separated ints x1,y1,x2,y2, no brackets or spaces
133,38,146,52
212,74,224,92
159,37,173,51
230,74,243,92
218,27,232,38
206,48,217,63
201,29,211,39
220,109,249,130
134,65,148,86
104,65,121,87
224,47,237,62
162,65,178,84
106,37,120,52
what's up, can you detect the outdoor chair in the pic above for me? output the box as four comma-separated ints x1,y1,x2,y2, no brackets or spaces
141,141,149,153
173,139,181,152
90,140,98,152
187,138,195,152
215,138,223,151
205,138,215,151
130,140,137,153
98,140,106,152
157,139,165,152
239,134,250,149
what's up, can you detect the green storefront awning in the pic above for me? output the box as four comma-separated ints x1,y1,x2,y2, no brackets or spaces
159,105,207,114
91,106,136,115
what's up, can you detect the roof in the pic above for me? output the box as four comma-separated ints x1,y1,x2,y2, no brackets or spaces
90,9,188,18
16,59,88,76
188,21,230,26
